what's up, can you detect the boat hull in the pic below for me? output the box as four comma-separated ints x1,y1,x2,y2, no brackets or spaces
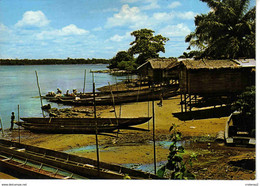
17,117,152,133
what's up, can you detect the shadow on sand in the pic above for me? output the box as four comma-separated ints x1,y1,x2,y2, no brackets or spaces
172,106,232,121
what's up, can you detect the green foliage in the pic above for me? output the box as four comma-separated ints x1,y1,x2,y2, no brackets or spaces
186,0,255,59
179,51,202,59
128,29,169,65
109,51,134,69
0,58,110,65
232,86,255,117
157,124,197,179
117,60,137,71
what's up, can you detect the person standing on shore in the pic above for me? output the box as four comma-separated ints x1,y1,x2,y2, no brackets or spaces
10,112,15,131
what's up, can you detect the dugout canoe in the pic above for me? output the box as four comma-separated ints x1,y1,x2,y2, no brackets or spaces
0,139,161,179
57,89,178,106
20,117,151,126
16,117,152,133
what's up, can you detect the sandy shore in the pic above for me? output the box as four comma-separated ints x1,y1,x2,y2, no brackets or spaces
1,94,255,180
6,95,228,162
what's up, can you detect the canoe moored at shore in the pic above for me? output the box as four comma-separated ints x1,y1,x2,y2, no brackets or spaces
224,111,255,146
0,139,162,179
20,117,151,126
16,117,152,133
45,86,179,106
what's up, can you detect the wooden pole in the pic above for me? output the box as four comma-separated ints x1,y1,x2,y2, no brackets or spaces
35,71,45,117
152,85,156,175
136,77,141,103
115,78,122,118
92,72,100,174
147,96,150,130
83,69,86,93
181,94,183,112
18,104,20,143
0,117,4,136
108,82,119,138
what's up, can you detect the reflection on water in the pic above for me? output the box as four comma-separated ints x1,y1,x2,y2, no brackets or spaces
0,64,132,129
123,161,167,174
64,145,106,153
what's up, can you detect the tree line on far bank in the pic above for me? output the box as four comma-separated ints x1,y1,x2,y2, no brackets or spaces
0,58,111,65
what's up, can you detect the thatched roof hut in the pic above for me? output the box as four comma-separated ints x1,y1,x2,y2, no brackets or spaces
137,58,178,83
179,59,255,95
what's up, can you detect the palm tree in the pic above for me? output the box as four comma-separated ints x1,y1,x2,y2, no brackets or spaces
185,0,255,59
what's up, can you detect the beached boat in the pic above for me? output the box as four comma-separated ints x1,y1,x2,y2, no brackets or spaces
57,88,178,106
0,139,161,179
16,117,152,133
225,111,255,146
43,85,179,106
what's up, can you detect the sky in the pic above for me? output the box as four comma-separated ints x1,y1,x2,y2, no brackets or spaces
0,0,256,59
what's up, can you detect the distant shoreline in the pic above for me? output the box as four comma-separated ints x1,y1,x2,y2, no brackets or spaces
0,58,111,65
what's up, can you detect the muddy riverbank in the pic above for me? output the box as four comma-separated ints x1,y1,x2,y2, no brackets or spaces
1,94,255,180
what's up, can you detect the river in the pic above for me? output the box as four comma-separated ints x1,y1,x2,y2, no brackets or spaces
0,64,130,129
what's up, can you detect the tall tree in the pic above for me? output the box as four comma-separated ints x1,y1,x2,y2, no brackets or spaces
128,29,169,65
109,51,133,69
186,0,255,59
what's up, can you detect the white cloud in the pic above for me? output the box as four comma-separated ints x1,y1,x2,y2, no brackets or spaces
93,26,103,31
153,12,174,21
141,0,160,10
176,11,197,20
109,34,125,42
15,11,50,28
168,2,181,9
159,23,191,37
108,32,131,42
36,24,89,39
120,0,138,3
60,24,88,35
0,23,9,32
106,5,147,28
0,23,12,42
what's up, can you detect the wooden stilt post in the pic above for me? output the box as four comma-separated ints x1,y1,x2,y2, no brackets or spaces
92,72,100,174
18,104,20,143
35,71,45,117
148,99,150,130
115,78,122,118
0,117,4,136
181,94,183,112
136,77,141,103
108,82,119,138
152,85,156,175
184,94,187,112
189,94,192,111
83,69,86,94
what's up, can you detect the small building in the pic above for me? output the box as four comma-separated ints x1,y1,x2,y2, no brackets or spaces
178,59,255,112
137,58,178,84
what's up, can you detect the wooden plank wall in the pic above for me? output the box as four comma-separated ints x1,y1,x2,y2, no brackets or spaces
180,68,252,94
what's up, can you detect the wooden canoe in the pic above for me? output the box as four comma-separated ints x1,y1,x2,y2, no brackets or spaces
16,117,151,133
20,117,151,126
0,139,162,179
47,86,179,106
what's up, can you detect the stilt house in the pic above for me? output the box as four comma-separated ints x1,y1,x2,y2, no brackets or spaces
137,58,178,84
178,59,255,112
